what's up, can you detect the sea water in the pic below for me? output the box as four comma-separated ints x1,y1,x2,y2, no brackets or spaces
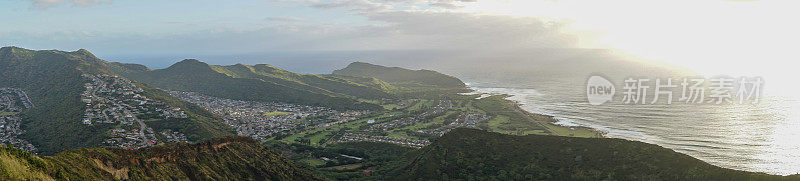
464,77,800,176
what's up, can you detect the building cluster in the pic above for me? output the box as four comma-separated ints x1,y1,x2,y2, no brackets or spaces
81,74,189,149
419,100,454,118
104,127,158,149
417,113,491,136
396,99,416,107
329,132,430,148
365,117,420,131
0,88,34,110
351,100,491,147
366,100,454,131
0,88,37,152
159,129,188,143
168,91,369,141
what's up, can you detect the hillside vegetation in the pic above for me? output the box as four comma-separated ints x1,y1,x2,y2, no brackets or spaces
0,137,325,180
332,62,466,91
114,60,382,110
394,128,799,181
211,63,390,99
0,47,234,155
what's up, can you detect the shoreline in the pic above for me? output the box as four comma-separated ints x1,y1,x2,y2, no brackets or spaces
459,84,607,138
501,94,608,138
461,87,800,176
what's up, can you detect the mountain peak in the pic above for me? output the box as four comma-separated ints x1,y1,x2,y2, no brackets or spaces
172,59,212,67
350,61,371,65
163,59,215,73
177,59,205,64
347,61,380,68
0,47,12,56
0,46,17,52
334,62,466,88
0,46,29,57
71,48,100,60
76,48,91,54
0,46,24,50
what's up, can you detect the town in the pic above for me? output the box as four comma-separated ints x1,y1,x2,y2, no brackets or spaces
81,74,189,149
168,91,370,142
0,87,37,152
338,99,490,146
1,74,492,154
5,77,493,153
366,100,455,132
168,90,497,149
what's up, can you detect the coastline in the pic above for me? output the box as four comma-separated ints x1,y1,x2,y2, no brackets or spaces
461,84,800,176
500,94,607,138
460,87,606,138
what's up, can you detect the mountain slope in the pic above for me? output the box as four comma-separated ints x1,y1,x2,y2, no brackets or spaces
323,74,397,92
211,63,391,99
332,62,466,90
0,137,325,180
116,60,381,110
394,128,798,180
0,47,234,155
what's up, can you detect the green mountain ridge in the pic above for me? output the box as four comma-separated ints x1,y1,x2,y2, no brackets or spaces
332,62,466,90
0,47,234,155
0,136,325,180
393,128,799,180
104,62,152,74
113,59,383,111
210,63,391,99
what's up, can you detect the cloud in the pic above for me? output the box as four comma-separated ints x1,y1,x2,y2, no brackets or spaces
428,0,477,9
308,0,391,12
307,0,478,10
8,0,576,54
286,0,575,50
29,0,111,9
265,16,311,22
357,11,575,50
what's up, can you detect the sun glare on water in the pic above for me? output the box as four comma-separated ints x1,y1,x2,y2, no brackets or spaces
459,0,800,175
461,0,800,98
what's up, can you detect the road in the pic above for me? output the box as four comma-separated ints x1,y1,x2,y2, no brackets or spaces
135,117,149,144
503,101,558,136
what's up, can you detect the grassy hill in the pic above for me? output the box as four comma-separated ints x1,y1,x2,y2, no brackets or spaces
394,128,799,180
0,136,325,180
323,74,397,93
210,63,391,99
332,62,466,90
114,59,382,111
0,47,234,155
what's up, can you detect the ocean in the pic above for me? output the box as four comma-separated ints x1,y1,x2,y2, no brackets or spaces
414,49,799,176
465,79,800,176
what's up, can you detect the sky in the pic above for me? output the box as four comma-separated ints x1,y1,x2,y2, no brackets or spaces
0,0,578,55
2,0,799,95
